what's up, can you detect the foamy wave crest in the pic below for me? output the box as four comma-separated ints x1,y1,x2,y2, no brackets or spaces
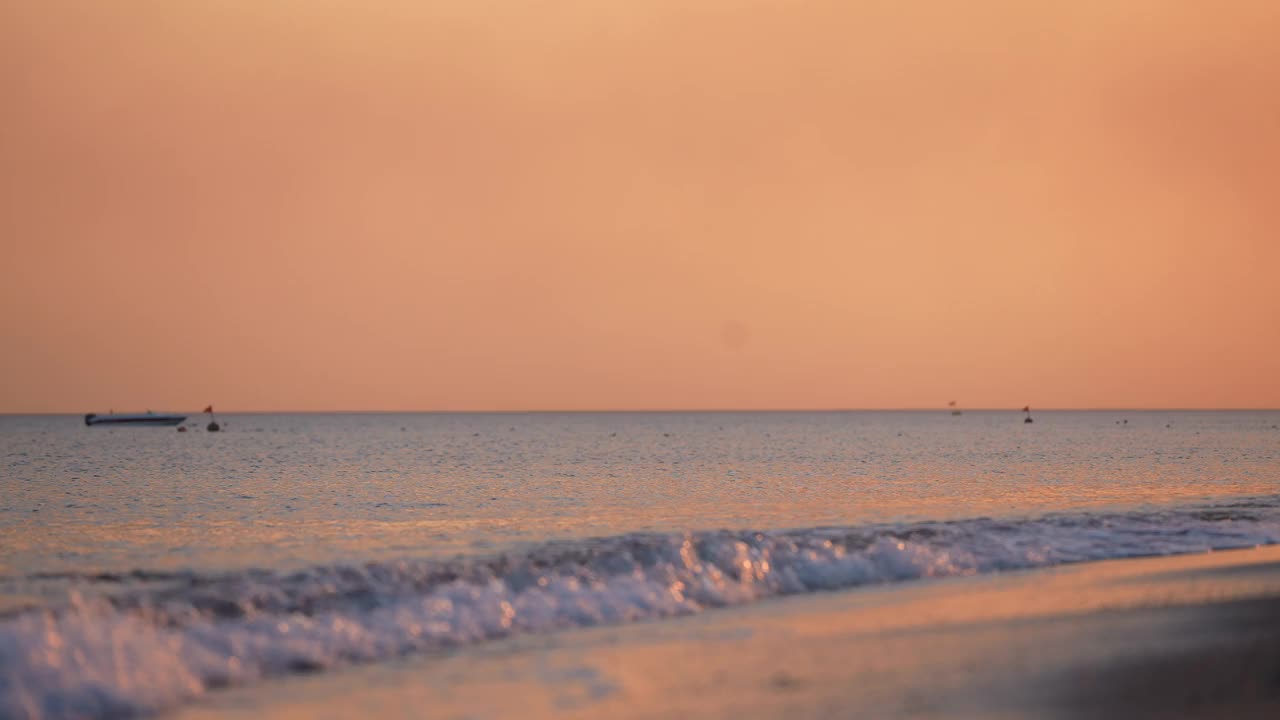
3,497,1279,719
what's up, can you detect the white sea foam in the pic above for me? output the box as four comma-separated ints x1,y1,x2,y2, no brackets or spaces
2,497,1279,719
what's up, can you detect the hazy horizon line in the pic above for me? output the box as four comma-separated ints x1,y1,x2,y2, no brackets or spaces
5,407,1279,416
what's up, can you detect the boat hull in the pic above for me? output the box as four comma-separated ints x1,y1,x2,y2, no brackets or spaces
84,413,187,427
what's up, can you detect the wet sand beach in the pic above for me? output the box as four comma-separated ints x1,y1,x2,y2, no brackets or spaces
178,545,1280,720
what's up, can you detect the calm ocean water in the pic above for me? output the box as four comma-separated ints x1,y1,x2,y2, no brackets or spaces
2,411,1278,718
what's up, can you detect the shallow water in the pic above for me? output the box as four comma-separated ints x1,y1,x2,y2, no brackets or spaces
1,411,1278,718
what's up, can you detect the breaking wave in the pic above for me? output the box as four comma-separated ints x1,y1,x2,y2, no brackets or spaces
3,496,1279,719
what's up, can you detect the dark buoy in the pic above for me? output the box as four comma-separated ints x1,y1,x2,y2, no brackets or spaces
1022,405,1033,424
203,404,220,432
177,426,187,433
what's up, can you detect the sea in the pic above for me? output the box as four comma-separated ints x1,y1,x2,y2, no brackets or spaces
1,410,1278,719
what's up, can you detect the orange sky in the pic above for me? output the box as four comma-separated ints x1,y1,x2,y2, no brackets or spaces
2,1,1278,412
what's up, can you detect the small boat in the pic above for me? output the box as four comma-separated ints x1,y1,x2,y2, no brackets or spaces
84,411,187,427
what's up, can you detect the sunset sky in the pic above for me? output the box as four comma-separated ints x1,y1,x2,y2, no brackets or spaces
2,1,1278,412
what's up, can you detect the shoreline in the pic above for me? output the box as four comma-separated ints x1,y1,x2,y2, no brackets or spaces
178,545,1280,719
